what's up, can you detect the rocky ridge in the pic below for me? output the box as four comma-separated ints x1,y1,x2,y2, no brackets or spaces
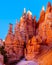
0,2,52,65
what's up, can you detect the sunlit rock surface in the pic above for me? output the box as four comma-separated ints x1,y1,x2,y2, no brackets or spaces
0,2,52,65
38,2,52,45
25,36,40,60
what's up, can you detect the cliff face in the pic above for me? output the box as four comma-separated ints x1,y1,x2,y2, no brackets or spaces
2,2,52,64
25,36,40,60
38,2,52,45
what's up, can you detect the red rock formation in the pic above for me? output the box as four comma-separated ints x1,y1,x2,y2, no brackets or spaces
25,36,40,60
2,2,52,65
47,2,51,9
38,2,52,45
38,6,45,26
4,23,25,62
5,24,14,52
38,49,52,65
19,16,29,43
4,24,14,62
13,22,24,60
14,10,36,43
24,2,52,62
26,11,34,38
5,24,14,45
33,16,36,35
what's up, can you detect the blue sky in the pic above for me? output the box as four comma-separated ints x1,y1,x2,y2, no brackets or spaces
0,0,52,40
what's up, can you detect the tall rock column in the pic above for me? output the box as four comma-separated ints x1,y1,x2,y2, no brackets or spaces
19,16,29,44
13,21,24,60
38,6,45,27
26,11,34,38
4,24,14,62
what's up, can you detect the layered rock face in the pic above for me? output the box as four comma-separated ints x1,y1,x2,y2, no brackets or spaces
4,24,15,62
38,2,52,45
5,23,24,62
38,6,45,27
4,10,36,63
25,36,40,60
24,2,52,64
2,2,52,65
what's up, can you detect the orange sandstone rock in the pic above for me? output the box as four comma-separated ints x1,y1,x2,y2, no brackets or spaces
25,36,40,60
